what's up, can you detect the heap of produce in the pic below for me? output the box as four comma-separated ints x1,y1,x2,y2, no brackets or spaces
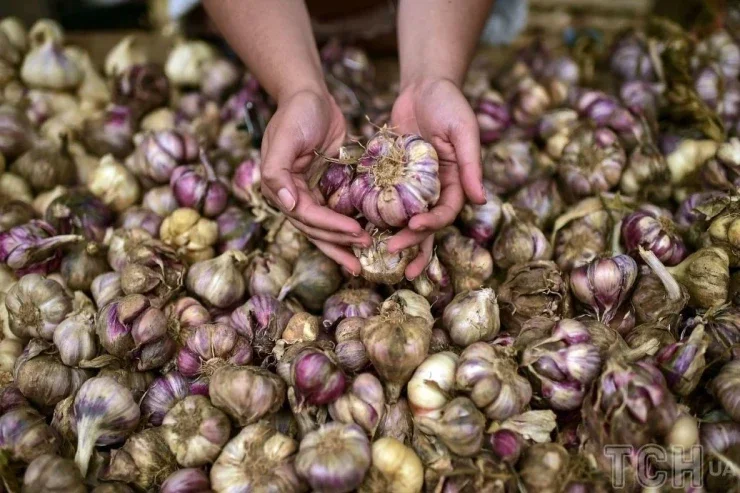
4,14,740,492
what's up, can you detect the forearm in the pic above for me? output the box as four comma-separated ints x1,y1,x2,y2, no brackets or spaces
397,0,494,88
203,0,328,102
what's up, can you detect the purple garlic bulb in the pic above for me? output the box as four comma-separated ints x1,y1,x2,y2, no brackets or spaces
118,207,163,237
460,181,503,246
0,220,82,275
520,319,603,411
510,177,564,230
170,150,229,218
674,191,724,230
319,162,356,216
96,294,176,371
574,89,643,147
216,206,262,253
0,407,59,465
475,90,511,144
610,31,659,81
177,323,253,382
112,63,170,115
45,191,114,242
558,126,626,201
694,64,740,128
231,156,262,205
0,104,33,159
411,253,454,315
694,30,740,79
229,295,293,361
509,76,551,126
701,137,740,191
492,204,552,270
703,305,740,363
329,373,385,436
81,104,136,159
323,288,383,327
656,325,709,396
482,139,534,195
129,129,200,184
140,371,193,426
619,80,663,120
349,131,440,229
291,346,347,406
622,204,688,266
161,468,211,493
570,254,638,324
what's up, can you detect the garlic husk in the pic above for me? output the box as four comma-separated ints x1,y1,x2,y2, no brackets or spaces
656,325,709,396
21,36,82,90
361,301,431,402
23,454,86,493
210,422,304,493
143,185,179,217
176,322,252,381
410,253,454,315
664,247,730,309
186,250,248,308
102,428,178,490
334,317,370,374
282,312,321,344
359,437,423,493
353,227,418,285
381,289,434,331
88,155,141,213
161,468,212,493
229,294,294,361
165,40,218,87
442,288,500,346
10,138,76,193
323,288,383,327
407,351,458,420
14,340,94,407
163,394,231,467
714,359,740,422
61,242,110,292
266,217,311,264
209,365,286,426
278,248,342,311
492,204,552,269
53,309,97,366
295,422,371,493
91,483,135,493
245,251,291,298
5,273,72,339
436,226,493,293
73,376,141,477
456,342,532,420
329,372,386,437
104,35,149,77
0,406,59,466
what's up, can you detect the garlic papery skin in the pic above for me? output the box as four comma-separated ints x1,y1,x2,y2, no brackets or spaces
73,376,141,477
656,325,709,396
353,226,418,284
0,17,27,54
102,428,178,490
407,351,458,419
186,250,248,308
290,345,347,406
411,253,454,315
161,468,212,493
359,437,423,493
130,129,200,185
323,288,383,327
105,35,150,77
66,47,110,107
436,226,493,293
0,407,59,466
11,139,77,193
165,40,218,87
667,247,730,309
381,289,435,331
53,310,97,366
21,35,82,90
714,359,740,421
23,454,86,493
415,396,486,457
211,422,303,493
349,131,440,228
229,294,294,361
361,302,431,403
329,373,386,437
442,288,500,347
456,342,531,420
278,248,342,311
245,251,292,298
492,204,552,269
334,317,370,374
209,365,286,426
162,394,231,467
570,254,638,324
176,322,252,381
0,104,33,161
160,207,219,263
460,181,503,246
475,89,511,144
5,273,72,339
295,422,371,493
170,150,230,218
89,155,141,213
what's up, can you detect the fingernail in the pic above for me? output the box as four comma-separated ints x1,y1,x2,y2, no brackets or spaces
277,188,296,211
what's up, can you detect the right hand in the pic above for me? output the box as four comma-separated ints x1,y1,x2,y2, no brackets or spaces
260,90,372,274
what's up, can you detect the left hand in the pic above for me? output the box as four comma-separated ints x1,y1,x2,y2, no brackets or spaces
387,77,487,279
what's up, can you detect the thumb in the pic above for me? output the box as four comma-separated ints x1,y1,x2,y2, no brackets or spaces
260,134,302,212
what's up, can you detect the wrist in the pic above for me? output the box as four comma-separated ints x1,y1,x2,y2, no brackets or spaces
399,72,463,94
275,77,330,106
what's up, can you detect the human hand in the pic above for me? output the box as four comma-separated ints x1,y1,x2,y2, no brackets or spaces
387,77,487,279
260,90,372,273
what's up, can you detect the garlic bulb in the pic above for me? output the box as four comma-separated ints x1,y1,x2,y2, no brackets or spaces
66,46,110,106
295,423,372,493
0,407,59,465
186,250,248,308
161,468,212,493
73,376,141,477
353,227,418,284
163,395,231,467
88,155,141,213
5,273,72,340
165,40,218,87
105,35,149,77
329,373,386,436
102,428,178,490
361,301,431,402
279,249,342,311
160,208,219,263
211,422,304,493
415,397,486,457
359,437,423,493
209,365,286,425
0,17,27,54
407,352,458,419
11,138,76,193
442,288,500,346
23,454,86,493
21,34,82,90
53,310,97,366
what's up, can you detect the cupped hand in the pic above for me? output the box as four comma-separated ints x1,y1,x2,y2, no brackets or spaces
388,77,487,279
260,90,372,274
